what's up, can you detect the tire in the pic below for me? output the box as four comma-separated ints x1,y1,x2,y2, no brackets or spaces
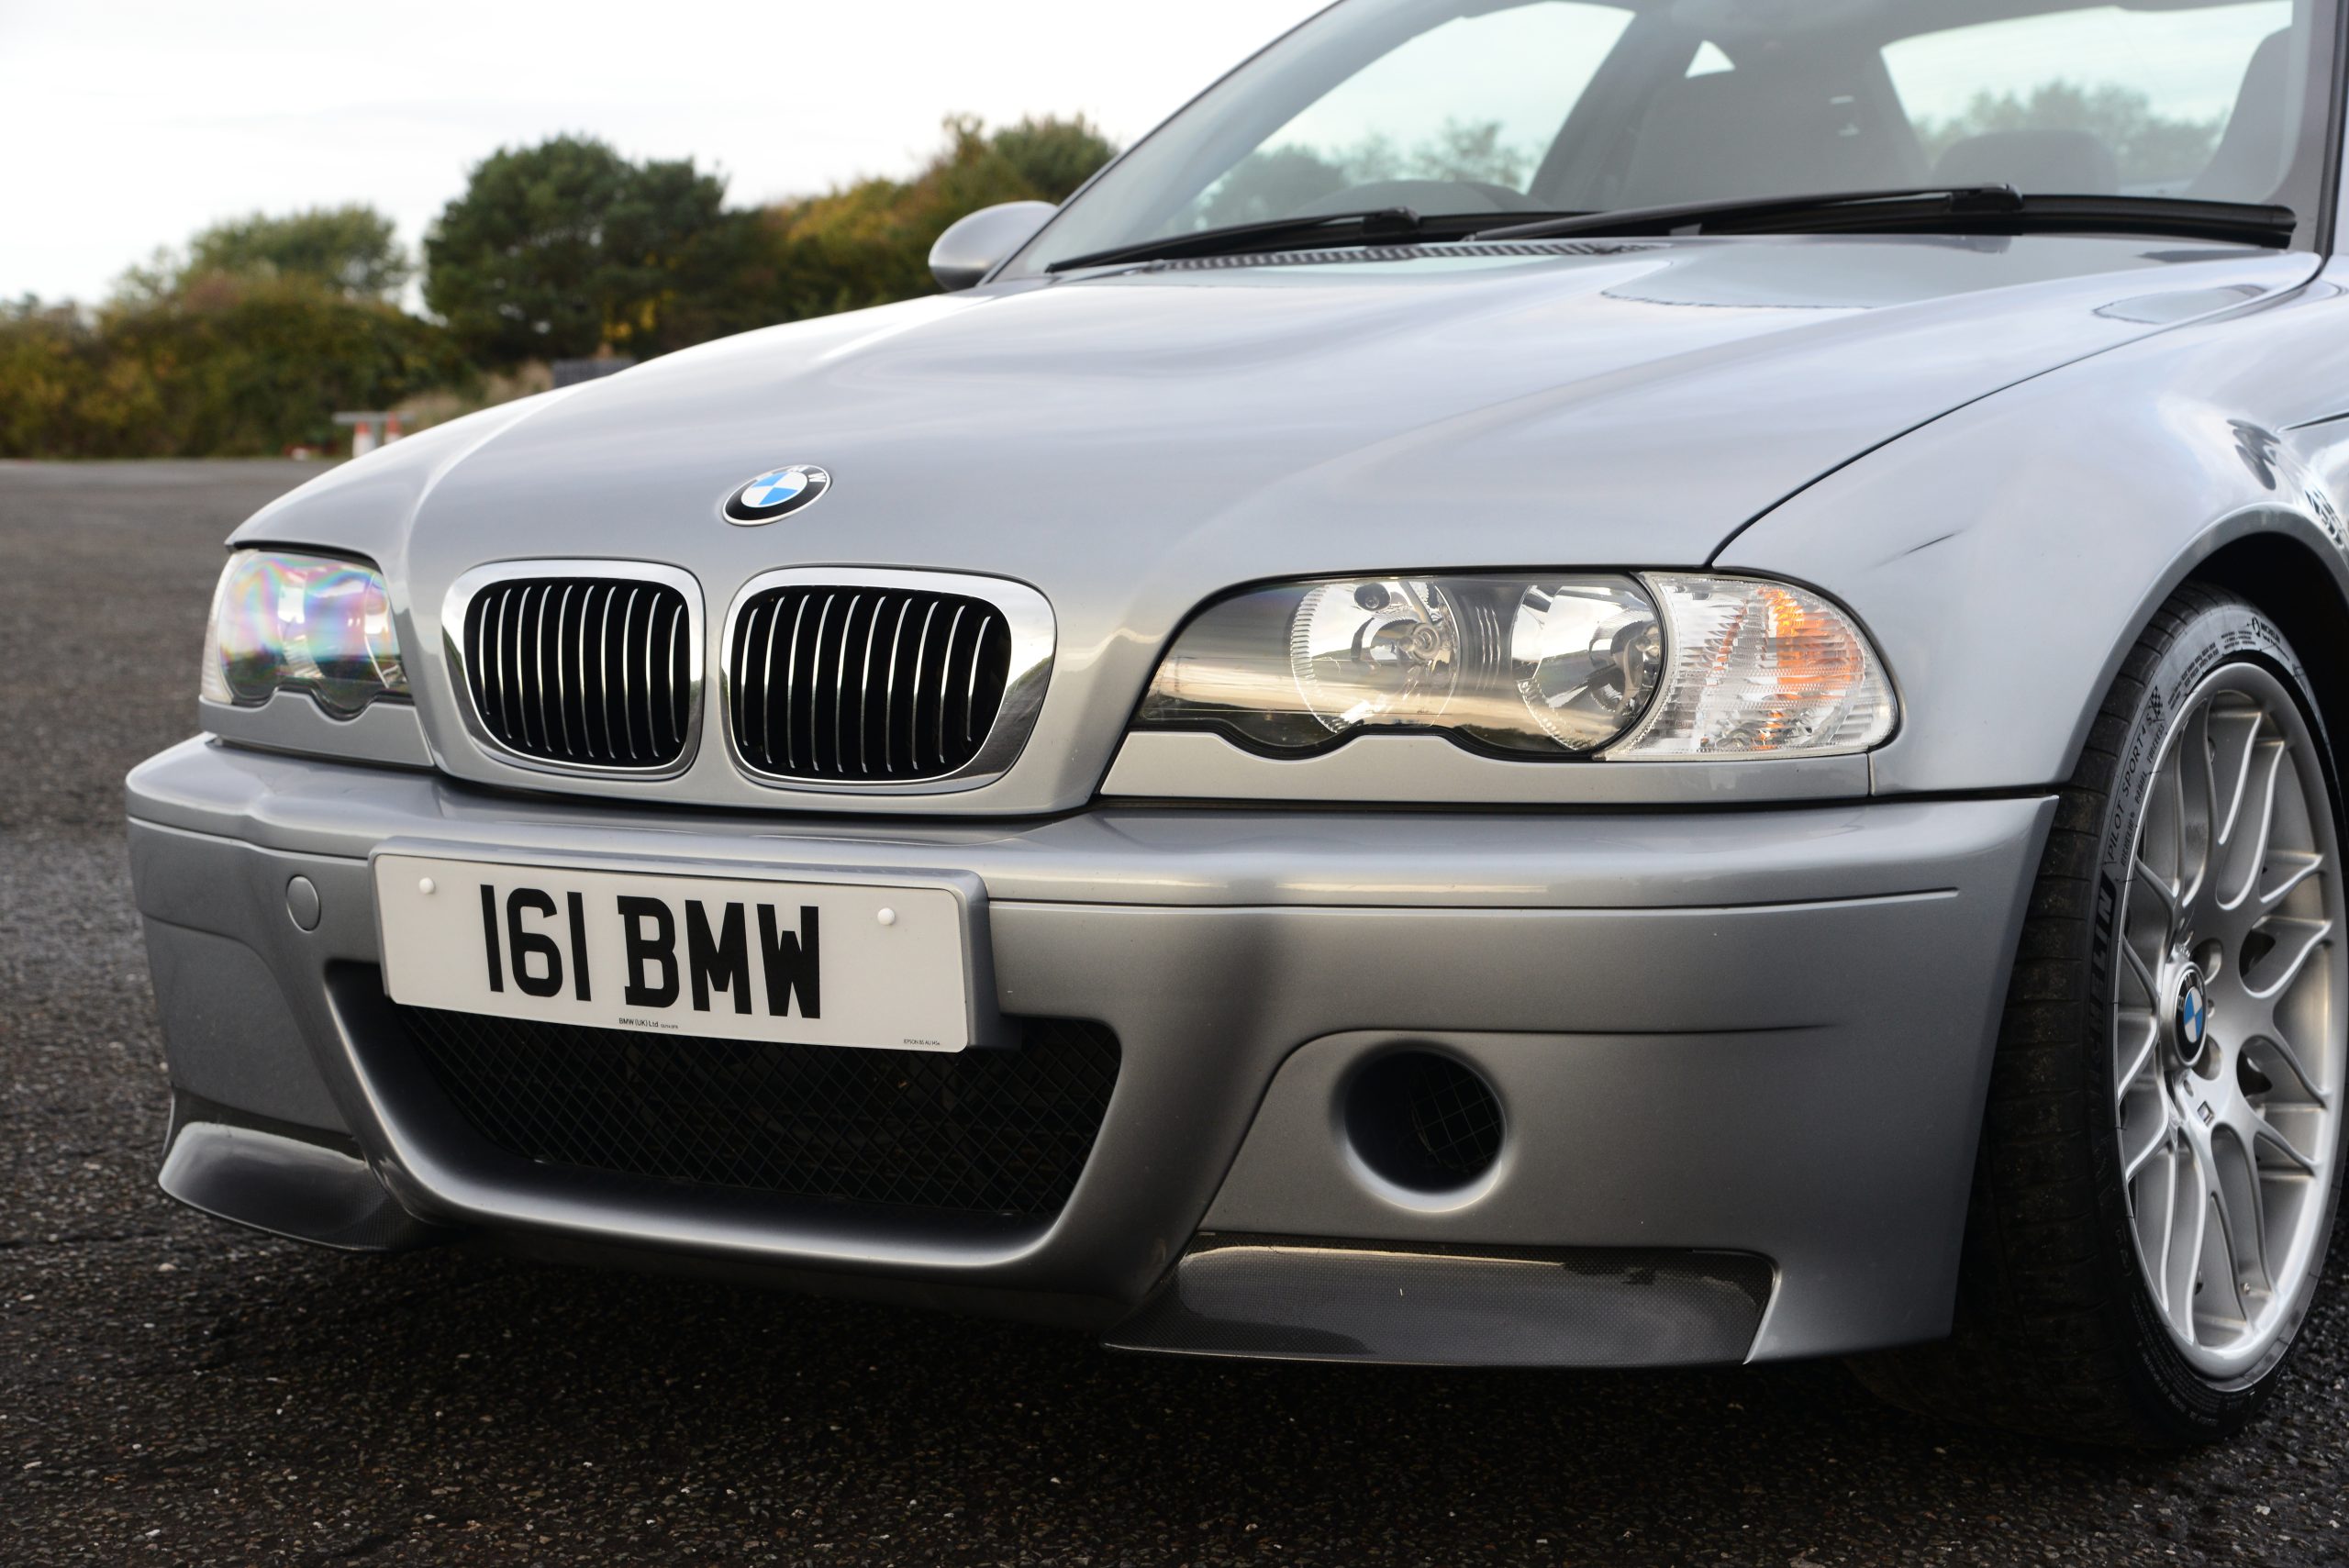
1851,584,2349,1445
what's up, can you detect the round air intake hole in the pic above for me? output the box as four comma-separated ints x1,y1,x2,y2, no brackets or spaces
1343,1051,1505,1195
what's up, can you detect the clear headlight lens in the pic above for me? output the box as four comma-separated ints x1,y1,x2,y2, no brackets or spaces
1289,577,1465,732
1139,573,1666,757
200,550,408,718
1135,571,1891,761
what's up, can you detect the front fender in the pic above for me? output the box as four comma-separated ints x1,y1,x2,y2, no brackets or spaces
1720,285,2349,797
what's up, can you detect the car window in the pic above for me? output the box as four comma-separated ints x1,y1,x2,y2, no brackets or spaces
1174,3,1635,229
1884,2,2299,198
1010,0,2337,276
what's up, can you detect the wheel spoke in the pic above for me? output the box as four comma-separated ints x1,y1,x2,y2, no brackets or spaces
2244,917,2333,1003
2221,739,2288,910
2179,702,2218,903
2261,850,2325,908
2153,1140,2182,1320
2242,1102,2319,1176
2171,734,2193,893
2250,1031,2331,1108
2123,1111,2173,1184
2210,706,2266,855
2115,1013,2160,1107
2119,933,2161,1006
2173,1140,2210,1345
2180,1106,2246,1339
2216,1128,2276,1312
2133,855,2180,919
2245,740,2288,868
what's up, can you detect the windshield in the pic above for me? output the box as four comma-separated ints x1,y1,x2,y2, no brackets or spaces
1009,0,2337,273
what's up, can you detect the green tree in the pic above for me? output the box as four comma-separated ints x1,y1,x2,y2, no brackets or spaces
989,114,1118,202
185,206,412,300
424,135,749,367
750,115,1120,323
1196,117,1536,229
5,111,1125,457
1916,82,2223,187
1409,119,1531,187
1198,146,1351,228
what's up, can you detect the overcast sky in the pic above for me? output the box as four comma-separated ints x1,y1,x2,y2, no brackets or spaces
0,0,1328,305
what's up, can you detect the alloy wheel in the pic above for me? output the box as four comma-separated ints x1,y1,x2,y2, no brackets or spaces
2115,663,2346,1382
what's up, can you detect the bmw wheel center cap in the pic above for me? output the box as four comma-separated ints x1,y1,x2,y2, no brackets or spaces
724,464,831,525
2176,973,2210,1062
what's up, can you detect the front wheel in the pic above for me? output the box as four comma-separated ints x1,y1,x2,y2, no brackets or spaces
1854,585,2349,1444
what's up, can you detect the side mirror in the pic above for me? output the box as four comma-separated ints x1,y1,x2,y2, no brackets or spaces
929,201,1057,292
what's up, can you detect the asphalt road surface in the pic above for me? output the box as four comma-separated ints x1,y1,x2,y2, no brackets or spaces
7,460,2349,1567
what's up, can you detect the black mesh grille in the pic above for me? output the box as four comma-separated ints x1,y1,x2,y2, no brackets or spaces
728,585,1011,782
462,576,693,770
1406,1057,1504,1178
398,1006,1119,1219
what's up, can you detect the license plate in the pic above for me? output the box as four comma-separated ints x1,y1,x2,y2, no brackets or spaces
373,852,975,1051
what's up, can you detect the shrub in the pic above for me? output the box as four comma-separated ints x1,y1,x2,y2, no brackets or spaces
0,276,469,459
750,115,1118,322
3,115,1121,458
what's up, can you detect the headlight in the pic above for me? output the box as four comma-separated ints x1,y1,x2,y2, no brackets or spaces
1134,572,1892,760
1612,574,1895,758
199,550,409,718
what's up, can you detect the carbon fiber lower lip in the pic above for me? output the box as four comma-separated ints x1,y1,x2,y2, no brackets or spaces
1107,1237,1774,1367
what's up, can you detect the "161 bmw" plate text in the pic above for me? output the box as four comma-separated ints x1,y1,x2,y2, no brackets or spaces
372,852,974,1051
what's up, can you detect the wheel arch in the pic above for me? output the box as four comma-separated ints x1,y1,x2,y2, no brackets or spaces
2187,524,2349,780
2059,502,2349,801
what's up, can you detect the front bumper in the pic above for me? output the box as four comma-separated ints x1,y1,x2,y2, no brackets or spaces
127,736,2052,1364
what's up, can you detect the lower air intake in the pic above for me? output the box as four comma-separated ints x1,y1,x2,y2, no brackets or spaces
1344,1051,1506,1193
397,1006,1119,1219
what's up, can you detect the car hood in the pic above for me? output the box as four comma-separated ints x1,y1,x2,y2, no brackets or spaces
248,232,2314,812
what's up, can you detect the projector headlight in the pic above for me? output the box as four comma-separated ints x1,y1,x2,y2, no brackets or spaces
1134,572,1892,760
200,550,409,718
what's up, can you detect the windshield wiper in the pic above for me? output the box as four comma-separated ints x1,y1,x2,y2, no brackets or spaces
1047,185,2298,275
1043,206,1586,273
1476,186,2298,249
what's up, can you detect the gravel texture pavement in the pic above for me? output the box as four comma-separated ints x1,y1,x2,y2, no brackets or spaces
6,460,2349,1566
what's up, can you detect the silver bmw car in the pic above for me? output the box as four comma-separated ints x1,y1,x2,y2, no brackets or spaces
130,0,2349,1446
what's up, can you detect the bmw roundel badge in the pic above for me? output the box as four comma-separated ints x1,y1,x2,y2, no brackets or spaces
2177,975,2210,1056
723,464,831,525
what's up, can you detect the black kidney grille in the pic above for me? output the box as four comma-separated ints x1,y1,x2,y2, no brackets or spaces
398,1006,1120,1219
462,577,693,770
729,586,1012,782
